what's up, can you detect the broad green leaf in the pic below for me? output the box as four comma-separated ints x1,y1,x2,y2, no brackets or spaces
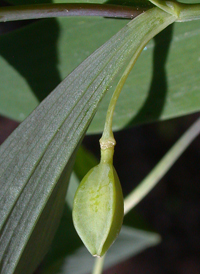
90,19,200,133
0,17,127,121
0,3,200,132
52,225,160,274
0,8,175,274
40,203,83,274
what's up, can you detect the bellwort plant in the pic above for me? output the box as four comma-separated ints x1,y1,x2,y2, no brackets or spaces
0,0,200,273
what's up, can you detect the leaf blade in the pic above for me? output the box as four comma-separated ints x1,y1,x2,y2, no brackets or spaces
0,8,175,274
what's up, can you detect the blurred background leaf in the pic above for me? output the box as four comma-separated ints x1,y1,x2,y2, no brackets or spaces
0,0,200,132
41,218,160,274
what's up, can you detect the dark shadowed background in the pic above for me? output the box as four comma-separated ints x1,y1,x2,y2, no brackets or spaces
1,112,200,274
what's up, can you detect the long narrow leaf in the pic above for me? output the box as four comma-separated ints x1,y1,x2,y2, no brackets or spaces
0,7,175,274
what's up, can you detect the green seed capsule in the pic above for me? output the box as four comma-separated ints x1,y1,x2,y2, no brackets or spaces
72,146,124,257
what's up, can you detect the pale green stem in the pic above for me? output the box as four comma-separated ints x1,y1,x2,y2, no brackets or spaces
95,116,200,274
100,45,144,148
96,18,156,274
124,116,200,215
177,3,200,22
91,3,200,274
149,0,200,22
92,255,105,274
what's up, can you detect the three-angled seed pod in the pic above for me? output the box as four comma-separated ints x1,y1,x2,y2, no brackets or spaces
72,146,124,257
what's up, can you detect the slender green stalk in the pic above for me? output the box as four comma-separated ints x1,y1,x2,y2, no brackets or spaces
95,116,200,274
99,43,145,149
90,1,200,273
149,0,200,22
177,3,200,22
95,6,176,273
92,256,105,274
0,3,147,22
124,116,200,214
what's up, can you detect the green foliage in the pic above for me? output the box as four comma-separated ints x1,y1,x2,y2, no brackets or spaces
0,1,199,274
0,3,199,132
0,6,176,273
